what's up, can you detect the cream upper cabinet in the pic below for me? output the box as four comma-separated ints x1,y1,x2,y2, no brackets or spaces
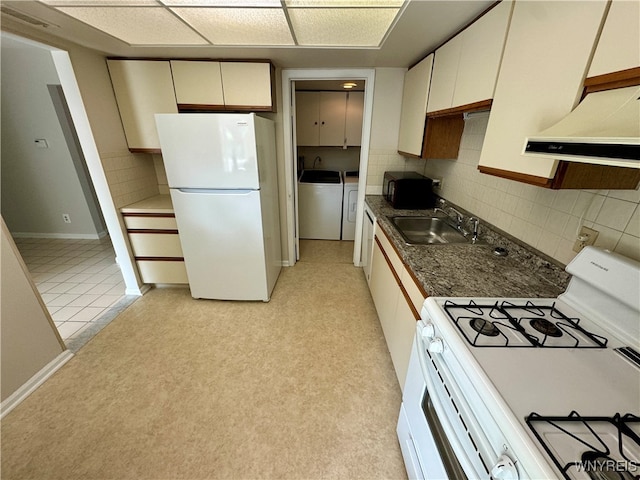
295,91,361,147
296,91,320,146
397,54,434,157
345,91,364,146
427,35,462,113
220,62,273,110
107,59,178,152
170,60,224,107
427,1,512,113
478,1,608,180
318,92,347,146
588,0,640,77
453,1,512,108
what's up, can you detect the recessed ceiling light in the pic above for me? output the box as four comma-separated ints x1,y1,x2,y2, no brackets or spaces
342,82,357,89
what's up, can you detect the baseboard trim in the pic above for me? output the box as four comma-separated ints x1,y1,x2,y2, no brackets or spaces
1,350,74,419
11,232,104,240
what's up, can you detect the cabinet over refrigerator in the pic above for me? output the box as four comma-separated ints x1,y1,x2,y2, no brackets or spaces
155,113,282,301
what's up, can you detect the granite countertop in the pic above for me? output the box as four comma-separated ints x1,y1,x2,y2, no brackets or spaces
120,194,174,214
366,195,570,298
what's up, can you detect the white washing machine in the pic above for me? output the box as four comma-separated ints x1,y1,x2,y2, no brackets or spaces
341,173,359,240
298,170,343,240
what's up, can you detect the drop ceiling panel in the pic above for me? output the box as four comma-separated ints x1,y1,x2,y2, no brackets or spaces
172,7,294,45
288,8,399,46
55,6,208,44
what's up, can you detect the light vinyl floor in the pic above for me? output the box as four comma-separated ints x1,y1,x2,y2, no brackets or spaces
1,240,407,480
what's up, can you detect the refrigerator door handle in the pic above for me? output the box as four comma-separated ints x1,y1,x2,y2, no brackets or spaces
176,188,256,195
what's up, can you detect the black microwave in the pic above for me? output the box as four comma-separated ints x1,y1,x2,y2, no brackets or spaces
383,171,436,209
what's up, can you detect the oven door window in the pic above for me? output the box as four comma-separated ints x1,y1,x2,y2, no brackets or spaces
422,390,468,480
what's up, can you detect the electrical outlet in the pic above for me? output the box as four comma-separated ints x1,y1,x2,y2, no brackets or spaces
62,213,71,224
573,226,598,253
432,177,443,189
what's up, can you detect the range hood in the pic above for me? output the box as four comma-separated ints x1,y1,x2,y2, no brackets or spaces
523,85,640,169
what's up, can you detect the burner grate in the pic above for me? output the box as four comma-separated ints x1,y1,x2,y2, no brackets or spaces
526,411,640,480
442,300,608,348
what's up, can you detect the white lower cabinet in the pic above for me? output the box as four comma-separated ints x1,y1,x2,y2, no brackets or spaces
122,213,188,284
369,229,425,390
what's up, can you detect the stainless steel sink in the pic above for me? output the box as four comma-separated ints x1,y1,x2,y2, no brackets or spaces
389,216,471,245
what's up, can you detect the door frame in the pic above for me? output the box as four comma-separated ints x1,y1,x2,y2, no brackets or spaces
281,68,375,266
2,32,143,295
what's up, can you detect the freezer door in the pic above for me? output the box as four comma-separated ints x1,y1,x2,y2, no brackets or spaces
156,113,259,189
170,188,271,300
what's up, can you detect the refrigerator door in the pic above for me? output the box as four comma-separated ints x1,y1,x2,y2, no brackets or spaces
156,113,259,189
170,188,271,301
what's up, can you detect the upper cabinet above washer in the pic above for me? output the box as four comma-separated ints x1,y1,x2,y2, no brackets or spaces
427,1,513,114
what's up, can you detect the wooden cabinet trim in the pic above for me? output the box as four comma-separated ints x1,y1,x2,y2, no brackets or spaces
374,236,402,285
134,256,184,261
376,224,429,299
127,229,179,235
584,67,640,95
129,147,162,154
374,236,421,322
427,99,493,118
121,213,175,218
177,103,226,112
422,114,465,159
399,284,421,321
551,162,640,190
478,165,554,187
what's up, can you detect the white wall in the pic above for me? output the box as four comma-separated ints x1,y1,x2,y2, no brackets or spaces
422,114,640,265
0,219,66,403
366,68,424,193
1,37,103,238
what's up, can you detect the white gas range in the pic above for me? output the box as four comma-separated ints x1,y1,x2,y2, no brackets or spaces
397,246,640,480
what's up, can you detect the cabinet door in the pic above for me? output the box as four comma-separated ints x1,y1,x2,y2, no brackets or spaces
220,62,273,110
361,207,375,284
478,1,607,181
345,91,364,146
453,1,512,108
107,59,178,152
171,60,224,108
391,293,418,390
296,91,320,146
427,35,462,113
319,92,347,146
369,241,401,346
588,0,640,78
397,54,434,157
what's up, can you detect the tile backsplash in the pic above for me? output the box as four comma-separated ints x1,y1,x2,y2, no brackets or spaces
100,150,159,208
419,113,640,265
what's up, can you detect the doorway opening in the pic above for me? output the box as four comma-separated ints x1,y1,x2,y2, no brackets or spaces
281,68,375,268
0,32,140,350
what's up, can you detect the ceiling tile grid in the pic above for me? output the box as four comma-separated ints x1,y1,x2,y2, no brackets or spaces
39,0,406,47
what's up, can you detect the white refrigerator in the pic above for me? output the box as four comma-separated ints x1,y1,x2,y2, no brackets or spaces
155,113,281,301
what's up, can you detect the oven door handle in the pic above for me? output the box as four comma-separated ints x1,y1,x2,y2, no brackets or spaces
417,343,484,478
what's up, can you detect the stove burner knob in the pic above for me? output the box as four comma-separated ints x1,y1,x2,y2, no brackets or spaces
428,338,444,354
490,454,518,480
421,323,436,339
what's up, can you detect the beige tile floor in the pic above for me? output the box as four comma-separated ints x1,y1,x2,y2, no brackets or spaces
14,237,133,346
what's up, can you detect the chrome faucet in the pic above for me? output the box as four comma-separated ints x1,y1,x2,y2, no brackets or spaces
467,217,480,243
313,156,321,169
